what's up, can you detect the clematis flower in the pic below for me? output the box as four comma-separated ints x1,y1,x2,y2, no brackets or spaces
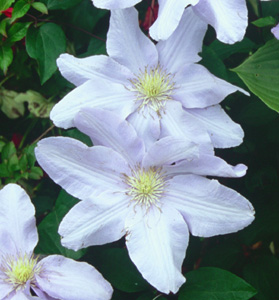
35,108,255,294
92,0,248,43
0,184,113,300
271,23,279,40
52,7,248,165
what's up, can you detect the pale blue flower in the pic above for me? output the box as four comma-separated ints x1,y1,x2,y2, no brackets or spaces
0,184,113,300
36,108,255,294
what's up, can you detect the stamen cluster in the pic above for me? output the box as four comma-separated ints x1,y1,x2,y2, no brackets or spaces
124,167,166,208
1,254,41,290
130,65,175,115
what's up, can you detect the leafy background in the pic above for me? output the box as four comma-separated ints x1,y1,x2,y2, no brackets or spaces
0,0,279,299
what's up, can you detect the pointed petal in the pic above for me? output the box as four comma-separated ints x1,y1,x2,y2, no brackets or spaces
142,136,198,168
75,108,145,166
163,154,247,178
187,105,244,148
127,109,160,152
125,205,188,294
166,175,255,237
59,192,130,250
160,101,214,155
36,255,113,300
193,0,248,44
150,0,199,41
35,137,129,200
156,7,207,73
57,54,134,86
0,184,38,256
107,7,158,74
93,0,140,9
174,63,249,108
50,78,134,129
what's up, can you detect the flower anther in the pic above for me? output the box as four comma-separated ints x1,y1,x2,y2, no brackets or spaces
125,167,167,209
130,65,175,116
2,254,41,290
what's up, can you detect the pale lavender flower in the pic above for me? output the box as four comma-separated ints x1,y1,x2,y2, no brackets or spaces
271,23,279,39
52,7,248,170
0,184,113,300
35,108,255,294
92,0,248,43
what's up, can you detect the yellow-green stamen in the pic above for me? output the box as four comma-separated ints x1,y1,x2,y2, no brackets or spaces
129,65,175,116
2,254,41,290
124,167,166,208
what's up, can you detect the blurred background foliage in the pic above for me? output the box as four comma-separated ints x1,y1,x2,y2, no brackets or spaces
0,0,279,299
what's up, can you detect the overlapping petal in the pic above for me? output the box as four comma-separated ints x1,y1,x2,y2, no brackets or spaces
50,78,134,129
36,255,113,300
156,7,207,73
174,63,249,109
125,205,188,294
0,184,37,256
35,137,129,200
186,105,244,148
107,7,158,74
150,0,199,42
193,0,248,44
59,193,130,250
163,154,247,178
57,54,134,86
75,108,145,166
166,175,254,237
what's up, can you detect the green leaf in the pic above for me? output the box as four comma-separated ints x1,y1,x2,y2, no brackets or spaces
28,166,43,179
0,163,9,177
14,90,54,117
11,0,30,22
179,267,257,300
252,16,277,28
243,256,279,300
7,22,32,43
25,23,66,84
45,0,82,10
0,18,10,37
1,141,16,161
31,2,48,14
232,39,279,112
0,89,25,118
36,189,86,259
0,45,13,74
0,0,15,11
96,248,150,293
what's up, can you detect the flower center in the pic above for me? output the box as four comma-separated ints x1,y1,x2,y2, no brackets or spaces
124,167,166,208
2,254,41,290
130,65,175,115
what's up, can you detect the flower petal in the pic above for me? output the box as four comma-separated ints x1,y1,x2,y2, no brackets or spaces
126,109,160,152
0,184,38,256
107,7,158,73
163,154,247,178
150,0,199,41
57,54,134,86
0,274,13,299
125,205,188,294
50,78,134,129
166,175,255,237
174,63,249,108
36,255,113,300
186,105,244,148
156,7,207,73
193,0,248,44
35,137,129,200
92,0,140,9
59,192,130,250
75,108,145,166
160,101,214,155
142,136,198,169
